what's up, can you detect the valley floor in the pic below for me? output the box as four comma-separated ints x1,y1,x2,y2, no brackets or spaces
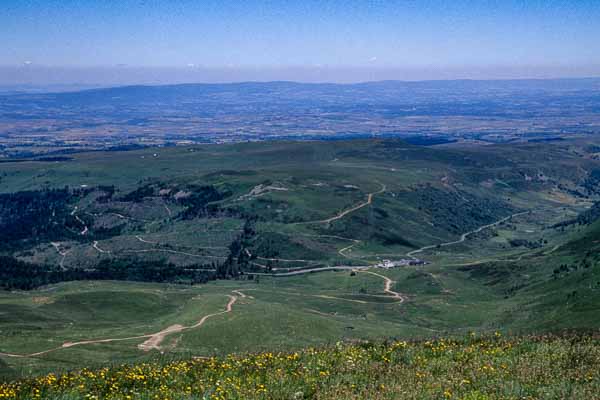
1,195,595,378
2,139,600,380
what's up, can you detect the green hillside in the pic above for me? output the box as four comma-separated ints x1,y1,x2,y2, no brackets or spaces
2,138,600,379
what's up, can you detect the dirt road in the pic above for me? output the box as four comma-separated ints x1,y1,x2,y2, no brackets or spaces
249,266,405,303
358,270,405,303
138,294,238,351
0,291,245,358
338,240,361,258
406,211,529,258
248,265,370,276
92,241,111,254
51,242,70,268
135,235,158,244
293,183,386,225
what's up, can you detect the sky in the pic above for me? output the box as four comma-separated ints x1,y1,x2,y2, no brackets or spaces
2,0,600,84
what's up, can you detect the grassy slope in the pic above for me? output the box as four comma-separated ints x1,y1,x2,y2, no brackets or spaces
451,218,600,332
2,334,599,399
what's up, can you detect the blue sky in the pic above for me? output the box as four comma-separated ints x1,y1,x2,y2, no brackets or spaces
1,1,600,83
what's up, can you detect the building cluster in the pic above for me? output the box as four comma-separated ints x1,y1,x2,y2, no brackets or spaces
376,259,427,268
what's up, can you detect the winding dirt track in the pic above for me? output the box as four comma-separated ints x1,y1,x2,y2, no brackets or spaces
249,267,405,304
406,211,529,258
51,242,71,268
358,270,406,303
338,240,361,258
0,291,244,358
135,235,228,250
135,235,158,244
91,237,227,260
292,183,386,225
92,241,111,254
138,294,238,351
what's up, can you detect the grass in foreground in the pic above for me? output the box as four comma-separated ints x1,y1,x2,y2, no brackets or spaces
1,333,599,399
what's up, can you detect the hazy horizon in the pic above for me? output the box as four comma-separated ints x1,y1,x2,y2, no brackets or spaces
2,65,600,89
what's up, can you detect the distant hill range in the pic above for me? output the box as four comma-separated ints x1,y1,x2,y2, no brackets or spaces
1,78,600,156
6,77,600,106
